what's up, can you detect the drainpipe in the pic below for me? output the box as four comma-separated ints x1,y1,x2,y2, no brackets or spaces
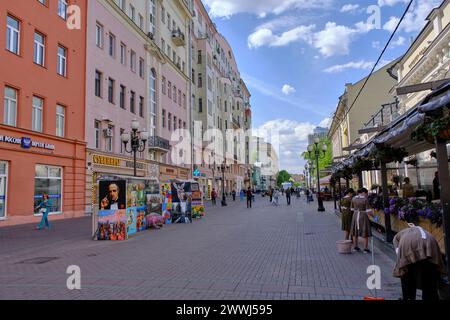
435,138,450,277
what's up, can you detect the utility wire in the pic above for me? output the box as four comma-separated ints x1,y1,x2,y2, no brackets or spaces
335,0,414,126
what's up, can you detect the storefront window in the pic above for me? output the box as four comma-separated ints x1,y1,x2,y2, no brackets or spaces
34,165,62,214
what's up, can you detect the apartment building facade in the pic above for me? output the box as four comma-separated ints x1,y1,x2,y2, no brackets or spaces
0,0,87,225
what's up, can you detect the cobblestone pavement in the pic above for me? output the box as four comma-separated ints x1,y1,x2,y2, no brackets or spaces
0,196,402,300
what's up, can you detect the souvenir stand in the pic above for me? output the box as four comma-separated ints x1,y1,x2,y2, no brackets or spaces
92,174,161,240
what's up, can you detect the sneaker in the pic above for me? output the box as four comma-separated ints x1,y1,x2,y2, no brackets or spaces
354,247,361,252
364,249,371,254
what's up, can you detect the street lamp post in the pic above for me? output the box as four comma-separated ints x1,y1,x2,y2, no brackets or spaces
308,137,327,212
220,163,227,206
121,119,148,177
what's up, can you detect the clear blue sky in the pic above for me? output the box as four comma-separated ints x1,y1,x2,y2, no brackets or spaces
203,0,441,173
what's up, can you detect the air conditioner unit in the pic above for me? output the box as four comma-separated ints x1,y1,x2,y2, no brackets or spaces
103,129,113,137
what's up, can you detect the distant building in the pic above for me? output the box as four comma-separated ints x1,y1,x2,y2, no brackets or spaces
308,127,328,145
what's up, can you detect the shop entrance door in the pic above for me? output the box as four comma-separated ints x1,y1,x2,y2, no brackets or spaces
0,161,7,219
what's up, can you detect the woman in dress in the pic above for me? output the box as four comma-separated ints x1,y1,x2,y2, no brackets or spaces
350,188,373,253
340,188,355,240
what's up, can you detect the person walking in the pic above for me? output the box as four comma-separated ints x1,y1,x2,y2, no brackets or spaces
35,193,53,230
211,188,217,206
232,189,236,201
340,188,355,240
268,187,273,203
393,224,447,300
239,189,244,201
350,188,373,253
246,187,253,209
286,187,291,206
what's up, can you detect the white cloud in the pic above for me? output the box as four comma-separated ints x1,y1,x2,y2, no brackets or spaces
248,25,315,49
203,0,332,18
372,41,381,49
391,36,406,47
378,0,408,7
323,60,374,73
319,117,332,128
254,118,331,173
383,0,442,33
313,22,360,57
282,84,296,95
340,4,360,13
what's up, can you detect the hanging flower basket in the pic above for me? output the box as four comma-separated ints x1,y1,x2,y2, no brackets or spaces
438,125,450,140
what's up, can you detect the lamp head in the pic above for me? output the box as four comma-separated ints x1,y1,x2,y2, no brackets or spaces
121,133,130,144
131,119,139,131
140,130,149,142
314,136,320,144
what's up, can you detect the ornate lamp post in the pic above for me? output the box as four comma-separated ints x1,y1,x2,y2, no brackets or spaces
120,119,148,177
219,162,228,206
304,165,309,189
308,137,327,212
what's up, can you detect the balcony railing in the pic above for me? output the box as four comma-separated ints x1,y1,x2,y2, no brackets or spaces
148,136,170,152
359,101,400,134
172,29,186,46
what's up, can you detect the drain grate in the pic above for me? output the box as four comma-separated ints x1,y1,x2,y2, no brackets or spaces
17,257,59,264
304,232,316,236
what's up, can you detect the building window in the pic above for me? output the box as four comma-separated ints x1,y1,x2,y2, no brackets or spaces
95,23,103,48
139,96,144,118
34,165,62,215
139,58,144,78
167,14,171,30
150,69,157,135
168,113,171,131
95,70,102,97
108,33,116,58
6,15,20,54
198,50,202,64
58,0,68,20
174,116,177,130
130,50,136,72
32,96,44,132
56,105,65,137
161,6,165,23
178,90,182,106
94,120,100,149
106,125,113,152
120,85,126,109
179,119,182,132
198,98,202,113
173,86,177,103
139,14,144,30
57,45,67,76
183,94,186,109
130,91,135,113
162,76,166,95
162,109,166,128
108,78,115,104
118,0,125,11
198,73,202,88
34,31,45,66
129,4,135,21
149,0,156,34
120,43,126,65
168,82,172,99
161,38,165,53
3,86,17,126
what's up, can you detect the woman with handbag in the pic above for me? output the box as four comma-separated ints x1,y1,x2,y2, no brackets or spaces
35,193,53,230
350,188,373,253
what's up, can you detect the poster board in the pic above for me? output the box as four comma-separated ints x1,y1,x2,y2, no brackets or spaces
97,209,127,240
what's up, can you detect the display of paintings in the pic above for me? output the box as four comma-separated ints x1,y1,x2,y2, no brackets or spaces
126,180,146,208
126,206,147,235
97,209,127,241
98,180,126,210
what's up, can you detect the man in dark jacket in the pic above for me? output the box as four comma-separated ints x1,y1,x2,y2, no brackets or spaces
286,188,291,205
246,187,253,209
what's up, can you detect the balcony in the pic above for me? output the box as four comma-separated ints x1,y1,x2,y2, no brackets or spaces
172,29,186,46
148,136,170,152
359,101,400,135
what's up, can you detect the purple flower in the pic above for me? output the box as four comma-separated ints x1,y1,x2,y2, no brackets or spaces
418,209,425,217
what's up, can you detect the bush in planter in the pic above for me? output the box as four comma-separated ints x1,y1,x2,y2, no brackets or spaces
370,144,408,163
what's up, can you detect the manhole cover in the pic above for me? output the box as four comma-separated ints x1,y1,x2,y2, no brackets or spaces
304,233,315,236
17,257,59,264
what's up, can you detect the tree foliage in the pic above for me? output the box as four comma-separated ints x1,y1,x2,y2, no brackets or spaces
302,136,333,178
276,170,291,186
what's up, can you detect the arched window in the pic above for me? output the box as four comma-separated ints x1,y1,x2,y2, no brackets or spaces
150,68,157,136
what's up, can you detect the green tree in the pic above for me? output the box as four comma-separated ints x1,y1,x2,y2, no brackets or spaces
276,170,291,186
302,136,333,179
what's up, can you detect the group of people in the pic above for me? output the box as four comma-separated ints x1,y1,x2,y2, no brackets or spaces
210,187,255,208
339,187,447,300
